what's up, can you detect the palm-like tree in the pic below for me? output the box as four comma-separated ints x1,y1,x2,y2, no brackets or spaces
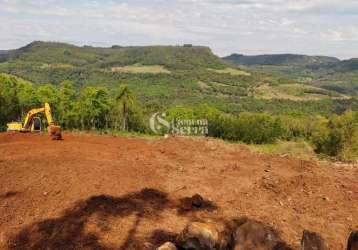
115,85,134,131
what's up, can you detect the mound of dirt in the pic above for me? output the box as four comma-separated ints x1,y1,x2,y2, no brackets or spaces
0,132,357,249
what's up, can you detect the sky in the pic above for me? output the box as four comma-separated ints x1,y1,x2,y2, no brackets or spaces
1,0,358,58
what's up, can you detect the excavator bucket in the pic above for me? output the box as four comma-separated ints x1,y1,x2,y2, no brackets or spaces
48,125,62,140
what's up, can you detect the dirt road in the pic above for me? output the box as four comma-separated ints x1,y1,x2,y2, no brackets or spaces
0,132,356,249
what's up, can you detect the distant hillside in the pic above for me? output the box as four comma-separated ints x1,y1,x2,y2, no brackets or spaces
224,53,358,95
223,53,340,66
5,41,228,70
314,58,358,72
0,50,9,62
0,41,356,115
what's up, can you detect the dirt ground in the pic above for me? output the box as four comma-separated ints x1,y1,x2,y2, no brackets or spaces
0,132,357,250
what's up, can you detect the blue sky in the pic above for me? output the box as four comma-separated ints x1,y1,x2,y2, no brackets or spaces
1,0,358,58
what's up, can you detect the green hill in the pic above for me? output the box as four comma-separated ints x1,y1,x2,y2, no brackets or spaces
0,41,356,115
223,53,340,66
4,41,228,70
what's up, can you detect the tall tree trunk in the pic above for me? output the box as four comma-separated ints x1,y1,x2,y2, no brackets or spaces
81,114,84,130
122,102,127,131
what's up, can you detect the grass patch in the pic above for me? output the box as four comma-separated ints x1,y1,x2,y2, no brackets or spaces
248,139,316,159
0,72,33,85
111,64,171,74
40,63,74,69
254,83,346,101
197,81,210,89
67,129,161,140
208,67,251,76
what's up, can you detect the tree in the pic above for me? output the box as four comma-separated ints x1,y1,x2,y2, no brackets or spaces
58,80,76,128
36,84,59,105
0,74,20,129
115,85,134,131
17,81,36,118
78,87,110,130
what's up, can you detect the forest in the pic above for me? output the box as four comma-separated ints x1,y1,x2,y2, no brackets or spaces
1,73,357,162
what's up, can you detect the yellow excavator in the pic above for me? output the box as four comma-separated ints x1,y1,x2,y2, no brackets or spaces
7,103,62,140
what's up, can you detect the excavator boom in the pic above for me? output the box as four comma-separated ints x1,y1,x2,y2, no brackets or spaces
44,103,54,125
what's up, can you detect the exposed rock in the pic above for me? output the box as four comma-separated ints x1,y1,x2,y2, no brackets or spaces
157,242,177,250
177,220,233,250
322,197,330,201
347,231,358,250
301,230,329,250
177,194,217,214
233,218,292,250
177,217,293,250
143,242,154,249
191,194,204,207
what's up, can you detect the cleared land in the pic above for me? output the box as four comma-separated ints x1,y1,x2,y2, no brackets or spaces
111,65,171,74
254,83,348,101
0,133,357,249
39,63,74,69
207,67,251,76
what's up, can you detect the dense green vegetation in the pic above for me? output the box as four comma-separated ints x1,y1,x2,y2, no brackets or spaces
0,74,147,132
1,41,226,70
166,105,358,162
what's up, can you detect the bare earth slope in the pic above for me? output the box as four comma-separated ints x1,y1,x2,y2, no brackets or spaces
0,133,357,249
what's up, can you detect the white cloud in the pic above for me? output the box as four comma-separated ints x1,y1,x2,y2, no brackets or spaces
0,0,357,58
321,27,358,42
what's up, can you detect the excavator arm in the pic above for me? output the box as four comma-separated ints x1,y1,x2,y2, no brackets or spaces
44,102,62,140
44,103,54,125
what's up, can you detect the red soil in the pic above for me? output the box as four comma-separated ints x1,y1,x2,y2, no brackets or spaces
0,132,357,249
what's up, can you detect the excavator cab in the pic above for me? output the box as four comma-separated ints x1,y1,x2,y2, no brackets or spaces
31,117,41,132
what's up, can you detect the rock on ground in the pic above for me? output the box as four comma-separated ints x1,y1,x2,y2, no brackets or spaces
232,218,293,250
300,230,329,250
347,231,358,250
177,220,233,250
157,242,177,250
